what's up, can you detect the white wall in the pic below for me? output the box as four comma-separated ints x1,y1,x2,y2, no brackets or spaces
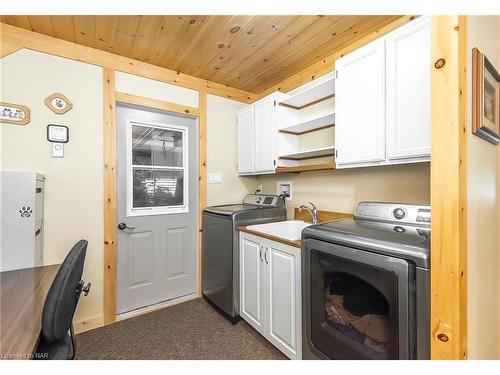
206,94,255,206
0,49,104,321
466,16,500,360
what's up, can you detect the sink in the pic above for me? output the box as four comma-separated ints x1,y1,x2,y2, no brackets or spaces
246,220,312,241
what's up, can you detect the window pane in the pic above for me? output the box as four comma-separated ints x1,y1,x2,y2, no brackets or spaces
132,125,183,167
133,168,184,208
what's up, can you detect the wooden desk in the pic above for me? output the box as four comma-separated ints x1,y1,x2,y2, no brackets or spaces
0,264,60,359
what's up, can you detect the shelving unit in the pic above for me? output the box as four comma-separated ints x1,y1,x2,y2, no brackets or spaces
278,111,335,135
279,146,335,161
278,77,335,110
276,162,336,174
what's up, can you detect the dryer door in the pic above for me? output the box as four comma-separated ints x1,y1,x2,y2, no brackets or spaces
303,238,414,360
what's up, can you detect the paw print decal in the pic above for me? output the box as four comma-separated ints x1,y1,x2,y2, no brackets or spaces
19,206,33,218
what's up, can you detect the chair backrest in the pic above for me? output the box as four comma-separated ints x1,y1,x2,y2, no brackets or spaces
41,240,88,342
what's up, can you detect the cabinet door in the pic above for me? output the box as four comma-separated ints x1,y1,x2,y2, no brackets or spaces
386,17,431,160
240,235,266,335
237,106,254,174
265,243,301,359
335,39,386,166
254,99,275,173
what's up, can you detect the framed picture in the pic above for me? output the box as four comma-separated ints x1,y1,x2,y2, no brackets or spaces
47,124,70,143
472,47,500,145
44,93,73,115
0,102,31,125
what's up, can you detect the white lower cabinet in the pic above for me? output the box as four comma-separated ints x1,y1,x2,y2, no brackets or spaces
240,232,302,359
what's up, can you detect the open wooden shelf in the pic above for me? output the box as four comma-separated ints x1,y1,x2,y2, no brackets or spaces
279,146,335,161
279,111,335,135
276,162,336,173
278,77,335,110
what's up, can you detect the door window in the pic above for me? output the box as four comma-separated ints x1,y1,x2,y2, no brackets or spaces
127,121,188,216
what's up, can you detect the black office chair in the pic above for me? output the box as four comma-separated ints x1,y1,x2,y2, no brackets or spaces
35,240,91,360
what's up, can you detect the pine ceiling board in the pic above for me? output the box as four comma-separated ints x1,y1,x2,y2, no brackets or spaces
197,15,278,80
256,15,401,92
112,15,142,57
129,16,165,61
240,15,370,91
221,16,322,88
188,15,261,78
144,16,190,66
28,16,54,36
157,16,209,68
172,15,255,76
50,16,75,43
235,15,350,89
95,16,119,53
212,15,300,83
74,16,96,48
5,16,32,30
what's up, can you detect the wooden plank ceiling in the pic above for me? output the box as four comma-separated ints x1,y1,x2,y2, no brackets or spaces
0,15,401,93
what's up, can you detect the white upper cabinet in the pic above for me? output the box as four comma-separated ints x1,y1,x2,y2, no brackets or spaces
237,106,255,174
335,17,431,168
254,98,276,173
237,92,291,175
385,16,431,160
335,39,386,166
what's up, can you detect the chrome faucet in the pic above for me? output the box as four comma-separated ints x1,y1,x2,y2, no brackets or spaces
299,202,319,224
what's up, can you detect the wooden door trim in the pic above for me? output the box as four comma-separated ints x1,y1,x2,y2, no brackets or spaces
103,73,207,324
115,92,200,117
103,68,117,324
430,15,468,360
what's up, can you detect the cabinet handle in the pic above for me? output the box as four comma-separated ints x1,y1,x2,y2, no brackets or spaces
264,248,269,264
259,245,263,262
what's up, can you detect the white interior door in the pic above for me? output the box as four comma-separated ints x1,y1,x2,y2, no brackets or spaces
116,104,198,315
237,106,254,174
335,39,386,166
386,17,431,160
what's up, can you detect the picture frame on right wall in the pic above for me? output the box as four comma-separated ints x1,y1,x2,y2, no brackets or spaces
472,47,500,145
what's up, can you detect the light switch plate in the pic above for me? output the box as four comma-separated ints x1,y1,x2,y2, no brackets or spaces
52,142,64,158
208,173,222,184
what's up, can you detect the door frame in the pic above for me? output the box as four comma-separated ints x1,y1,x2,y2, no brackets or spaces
103,68,207,324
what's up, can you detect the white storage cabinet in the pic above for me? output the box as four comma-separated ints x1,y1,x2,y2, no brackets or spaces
335,16,431,168
237,92,294,175
239,232,302,359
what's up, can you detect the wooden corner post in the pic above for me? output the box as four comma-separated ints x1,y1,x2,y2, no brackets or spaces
198,91,207,294
103,68,117,324
430,15,468,360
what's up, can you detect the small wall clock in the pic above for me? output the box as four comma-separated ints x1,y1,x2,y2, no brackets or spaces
44,93,73,115
0,102,31,125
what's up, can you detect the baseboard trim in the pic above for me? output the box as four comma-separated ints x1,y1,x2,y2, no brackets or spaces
74,315,105,334
116,292,200,322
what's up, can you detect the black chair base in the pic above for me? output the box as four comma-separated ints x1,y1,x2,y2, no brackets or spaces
35,334,72,360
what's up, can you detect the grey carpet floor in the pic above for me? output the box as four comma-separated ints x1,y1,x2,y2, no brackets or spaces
75,298,287,360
